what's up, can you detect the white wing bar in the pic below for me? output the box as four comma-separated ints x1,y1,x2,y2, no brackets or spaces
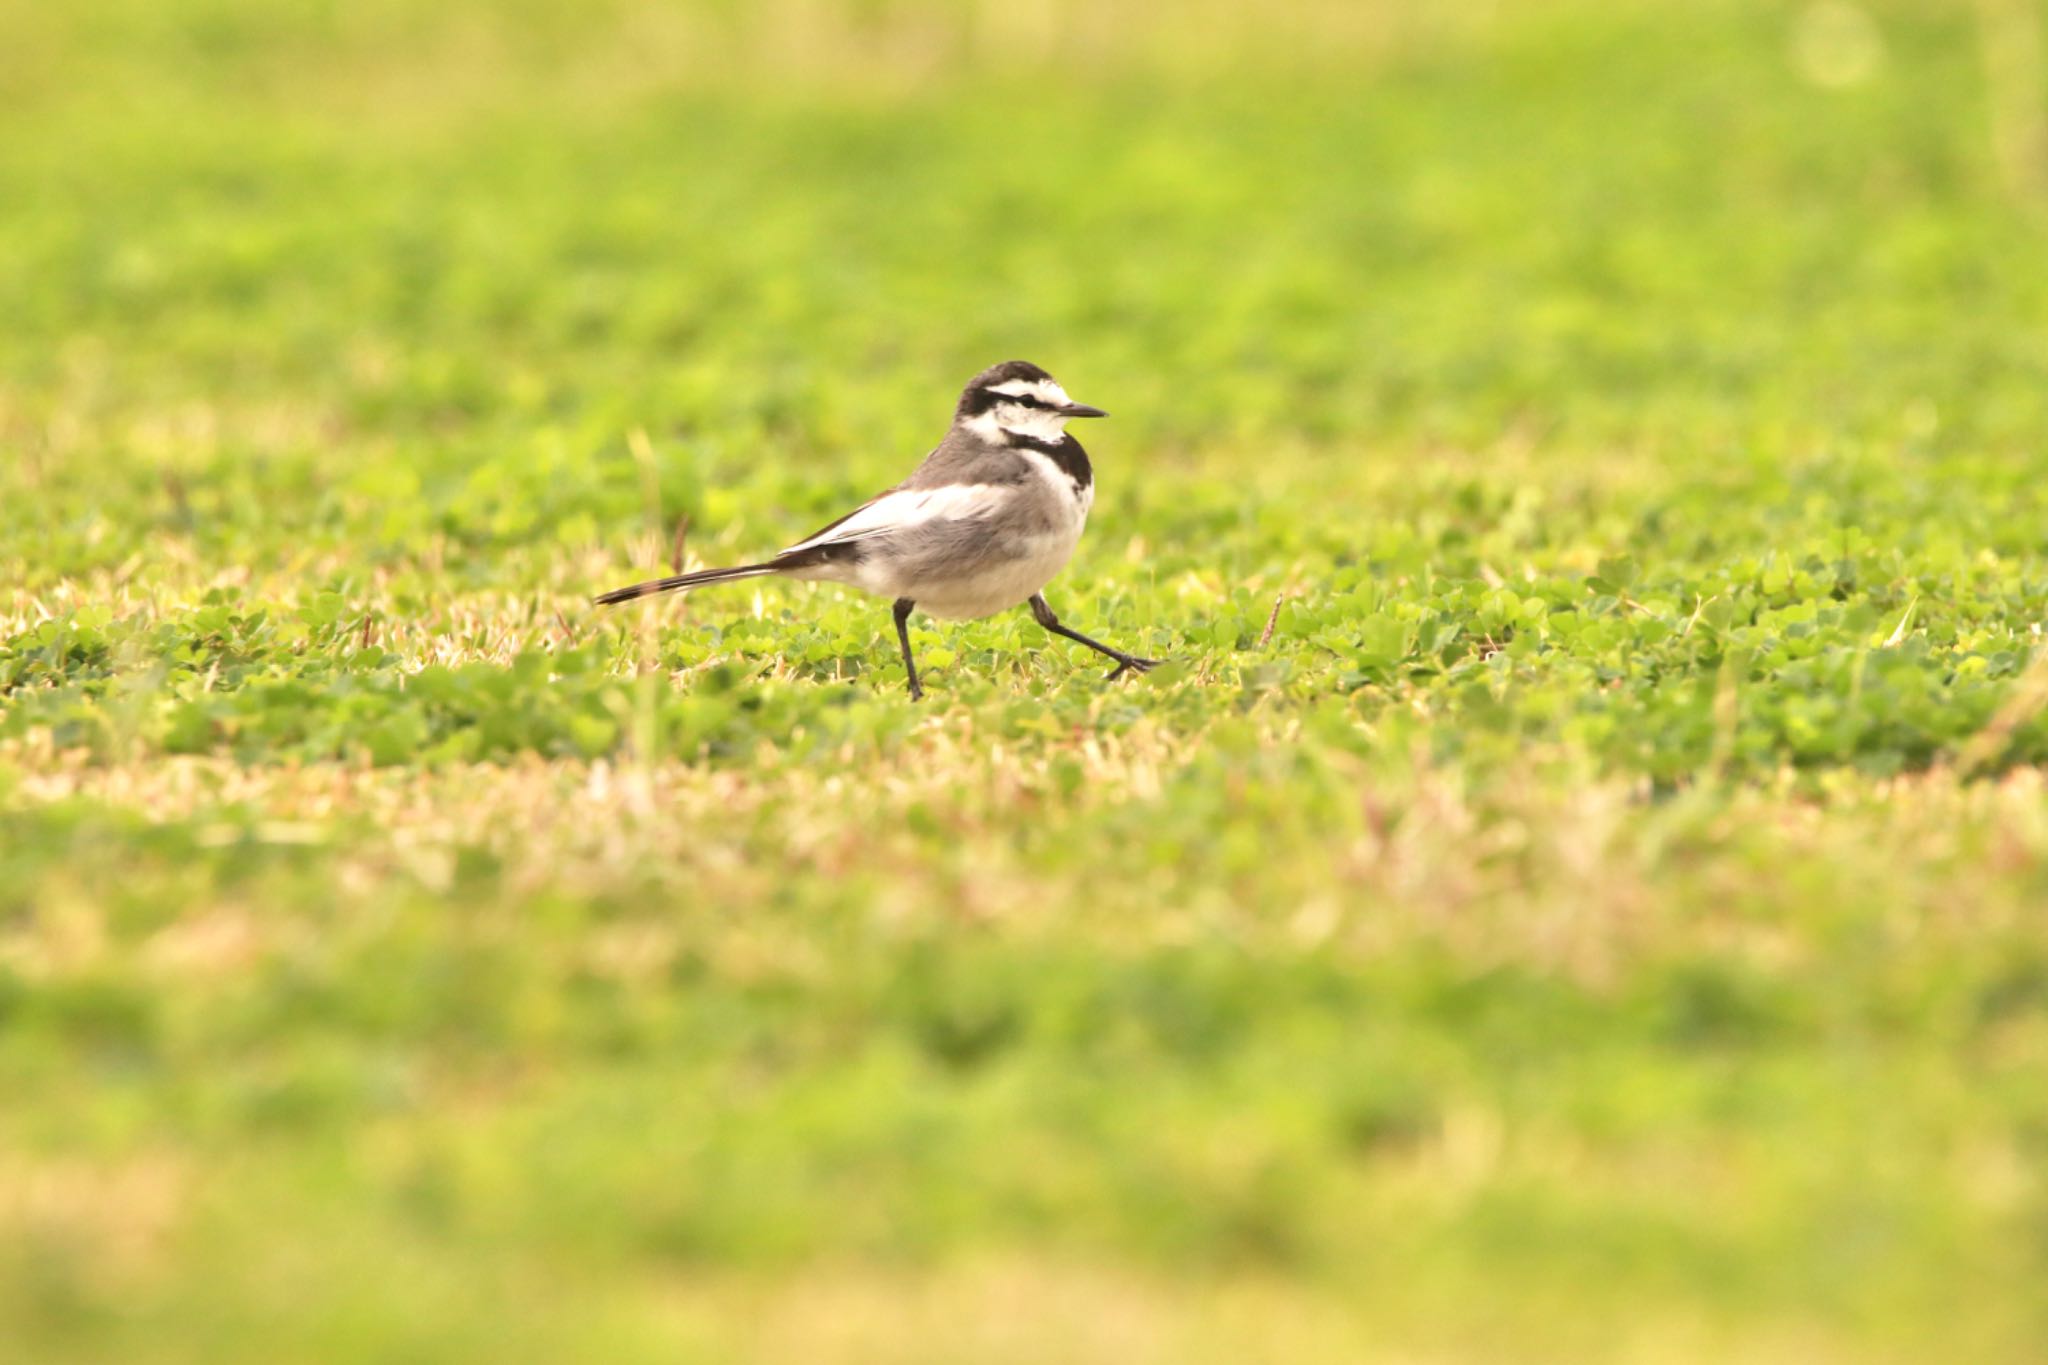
781,483,1012,555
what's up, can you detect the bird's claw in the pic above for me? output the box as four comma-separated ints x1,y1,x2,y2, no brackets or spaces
1104,656,1163,682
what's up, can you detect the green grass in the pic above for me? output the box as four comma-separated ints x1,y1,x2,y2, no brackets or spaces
5,1,2048,1360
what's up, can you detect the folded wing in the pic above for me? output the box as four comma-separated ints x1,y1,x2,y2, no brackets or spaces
780,482,1014,556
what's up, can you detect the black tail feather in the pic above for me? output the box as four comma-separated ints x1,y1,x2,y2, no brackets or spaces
592,562,780,607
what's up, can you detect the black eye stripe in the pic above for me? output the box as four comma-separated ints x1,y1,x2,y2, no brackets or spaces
957,385,1061,418
989,390,1053,410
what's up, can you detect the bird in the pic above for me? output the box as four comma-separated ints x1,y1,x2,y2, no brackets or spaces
594,360,1161,700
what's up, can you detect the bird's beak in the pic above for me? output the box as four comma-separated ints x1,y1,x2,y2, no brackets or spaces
1058,401,1108,419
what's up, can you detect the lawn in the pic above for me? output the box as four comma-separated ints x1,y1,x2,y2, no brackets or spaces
4,1,2048,1360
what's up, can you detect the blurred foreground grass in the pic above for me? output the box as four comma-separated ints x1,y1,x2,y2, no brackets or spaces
4,1,2048,1360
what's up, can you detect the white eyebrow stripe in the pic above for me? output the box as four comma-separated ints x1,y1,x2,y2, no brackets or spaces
781,482,1013,553
988,379,1070,405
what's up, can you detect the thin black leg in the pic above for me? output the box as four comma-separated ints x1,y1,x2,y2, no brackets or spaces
893,597,924,700
1028,593,1161,682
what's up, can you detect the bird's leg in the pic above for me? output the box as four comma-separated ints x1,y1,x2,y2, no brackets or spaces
893,597,925,701
1028,594,1160,682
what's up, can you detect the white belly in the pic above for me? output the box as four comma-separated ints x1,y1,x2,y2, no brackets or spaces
796,450,1093,620
918,451,1091,618
910,527,1083,619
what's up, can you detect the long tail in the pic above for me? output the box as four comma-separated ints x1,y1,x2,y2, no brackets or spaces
592,562,782,606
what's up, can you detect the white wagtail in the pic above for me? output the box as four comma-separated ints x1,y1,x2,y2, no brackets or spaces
595,361,1161,700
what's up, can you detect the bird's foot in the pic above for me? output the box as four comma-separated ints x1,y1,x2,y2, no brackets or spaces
1103,655,1163,682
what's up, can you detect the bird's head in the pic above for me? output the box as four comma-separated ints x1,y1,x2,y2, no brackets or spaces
954,360,1107,445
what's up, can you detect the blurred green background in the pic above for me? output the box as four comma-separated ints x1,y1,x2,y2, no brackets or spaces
4,2,2048,1361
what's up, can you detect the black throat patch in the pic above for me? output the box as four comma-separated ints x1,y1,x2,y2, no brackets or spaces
1002,431,1094,493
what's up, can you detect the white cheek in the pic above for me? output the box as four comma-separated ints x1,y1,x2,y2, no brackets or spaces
1005,406,1069,441
966,406,1069,443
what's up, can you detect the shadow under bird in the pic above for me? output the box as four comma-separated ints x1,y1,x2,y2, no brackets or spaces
594,361,1161,700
